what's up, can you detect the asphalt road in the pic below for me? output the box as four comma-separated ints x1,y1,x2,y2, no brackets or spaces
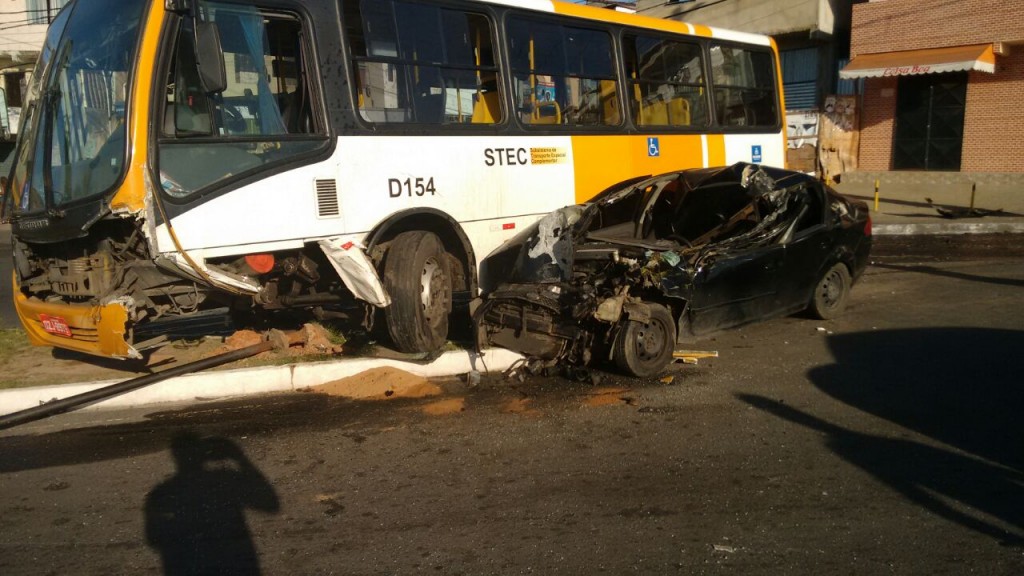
1,246,1023,574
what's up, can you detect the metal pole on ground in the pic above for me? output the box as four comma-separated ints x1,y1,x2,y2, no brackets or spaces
0,330,305,431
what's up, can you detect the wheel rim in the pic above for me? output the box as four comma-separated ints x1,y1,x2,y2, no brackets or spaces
819,269,844,309
633,317,669,364
419,256,447,322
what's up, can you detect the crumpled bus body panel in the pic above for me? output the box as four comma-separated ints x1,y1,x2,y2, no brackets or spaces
12,273,138,359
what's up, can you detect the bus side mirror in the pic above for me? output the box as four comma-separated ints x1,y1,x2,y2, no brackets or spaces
194,22,227,94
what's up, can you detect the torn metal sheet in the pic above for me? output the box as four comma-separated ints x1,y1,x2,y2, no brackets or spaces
319,237,391,308
160,253,261,294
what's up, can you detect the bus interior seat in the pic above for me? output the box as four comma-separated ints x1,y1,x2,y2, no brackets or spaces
639,96,690,127
639,98,668,125
471,90,500,124
668,97,690,125
532,100,561,125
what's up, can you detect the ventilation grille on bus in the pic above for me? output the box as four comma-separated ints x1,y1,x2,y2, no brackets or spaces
315,179,340,218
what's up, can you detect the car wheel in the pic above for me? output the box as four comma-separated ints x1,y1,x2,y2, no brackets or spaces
383,231,452,353
613,303,676,378
809,263,851,320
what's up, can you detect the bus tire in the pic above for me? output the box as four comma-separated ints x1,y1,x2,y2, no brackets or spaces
383,231,452,353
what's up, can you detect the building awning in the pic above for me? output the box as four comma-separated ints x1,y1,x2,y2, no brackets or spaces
840,44,996,79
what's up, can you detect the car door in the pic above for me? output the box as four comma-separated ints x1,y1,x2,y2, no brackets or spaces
687,243,786,336
777,183,833,311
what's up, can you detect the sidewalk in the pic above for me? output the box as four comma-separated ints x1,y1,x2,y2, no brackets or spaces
834,172,1024,235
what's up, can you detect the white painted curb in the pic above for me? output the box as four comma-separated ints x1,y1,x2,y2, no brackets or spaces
0,348,524,414
873,222,1024,235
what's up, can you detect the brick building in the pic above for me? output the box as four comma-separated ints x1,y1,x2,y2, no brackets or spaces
841,0,1024,174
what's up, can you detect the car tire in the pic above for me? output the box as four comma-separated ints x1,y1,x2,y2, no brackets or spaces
613,303,676,378
808,263,851,320
383,231,452,353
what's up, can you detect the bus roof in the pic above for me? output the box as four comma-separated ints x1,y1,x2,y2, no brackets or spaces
476,0,773,47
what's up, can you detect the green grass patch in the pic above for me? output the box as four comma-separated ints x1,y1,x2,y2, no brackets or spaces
0,329,33,389
0,328,30,364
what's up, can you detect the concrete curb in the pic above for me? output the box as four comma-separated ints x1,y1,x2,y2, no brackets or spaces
873,222,1024,236
0,348,525,415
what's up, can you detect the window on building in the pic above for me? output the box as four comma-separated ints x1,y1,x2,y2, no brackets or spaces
780,47,818,111
343,0,502,125
27,0,70,25
624,34,708,128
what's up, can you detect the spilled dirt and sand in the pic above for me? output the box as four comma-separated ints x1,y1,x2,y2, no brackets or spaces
309,366,442,400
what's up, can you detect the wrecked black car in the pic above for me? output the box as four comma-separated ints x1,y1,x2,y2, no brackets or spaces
473,163,872,377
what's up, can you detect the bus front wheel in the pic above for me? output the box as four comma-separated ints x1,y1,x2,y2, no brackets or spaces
383,231,452,353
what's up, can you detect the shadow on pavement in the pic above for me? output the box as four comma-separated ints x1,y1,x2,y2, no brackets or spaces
145,432,280,576
810,328,1023,471
871,262,1024,288
740,327,1024,543
739,394,1023,545
0,394,332,473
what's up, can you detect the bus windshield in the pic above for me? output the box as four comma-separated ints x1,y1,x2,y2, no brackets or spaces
7,0,146,216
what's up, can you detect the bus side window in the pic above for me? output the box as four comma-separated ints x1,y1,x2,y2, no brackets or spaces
507,17,619,128
624,34,708,129
709,45,778,129
343,0,502,126
158,4,326,199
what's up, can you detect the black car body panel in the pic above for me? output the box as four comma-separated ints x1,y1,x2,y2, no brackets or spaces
473,163,872,373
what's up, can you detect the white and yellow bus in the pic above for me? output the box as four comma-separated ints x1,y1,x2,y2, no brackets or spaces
2,0,785,359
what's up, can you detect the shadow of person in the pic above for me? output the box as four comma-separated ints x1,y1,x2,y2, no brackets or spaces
145,432,280,575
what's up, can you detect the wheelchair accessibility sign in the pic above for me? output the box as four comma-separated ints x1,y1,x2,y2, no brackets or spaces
647,137,660,157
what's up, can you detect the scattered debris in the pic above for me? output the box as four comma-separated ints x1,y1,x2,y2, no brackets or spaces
43,481,70,492
659,375,675,384
925,197,1004,219
216,323,340,359
314,493,345,517
672,350,719,365
712,544,737,554
583,387,635,408
421,398,466,415
502,397,539,416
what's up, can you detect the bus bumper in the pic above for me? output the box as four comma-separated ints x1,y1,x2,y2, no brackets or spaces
12,273,138,359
